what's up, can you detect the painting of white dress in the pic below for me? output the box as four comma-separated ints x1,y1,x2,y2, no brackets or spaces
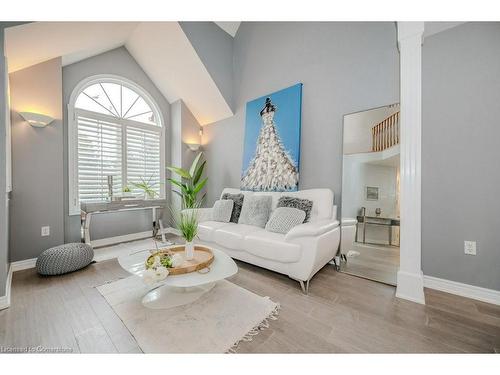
241,83,302,192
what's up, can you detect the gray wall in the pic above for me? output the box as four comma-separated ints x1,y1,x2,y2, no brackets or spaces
62,46,171,243
0,22,28,296
9,58,65,262
202,22,400,206
169,99,202,214
180,22,234,110
422,22,500,290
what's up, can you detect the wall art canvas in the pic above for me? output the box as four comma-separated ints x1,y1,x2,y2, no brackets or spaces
241,83,302,192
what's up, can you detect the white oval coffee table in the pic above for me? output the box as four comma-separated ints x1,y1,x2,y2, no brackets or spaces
118,246,238,309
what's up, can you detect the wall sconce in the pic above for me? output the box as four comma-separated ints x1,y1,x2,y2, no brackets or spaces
19,111,54,128
186,143,201,152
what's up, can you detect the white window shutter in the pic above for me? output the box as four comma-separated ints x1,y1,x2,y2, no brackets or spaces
77,115,123,202
126,125,161,197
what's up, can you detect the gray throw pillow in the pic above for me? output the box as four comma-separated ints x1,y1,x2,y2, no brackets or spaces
212,200,234,223
265,207,306,234
277,196,313,222
238,195,272,228
221,193,244,223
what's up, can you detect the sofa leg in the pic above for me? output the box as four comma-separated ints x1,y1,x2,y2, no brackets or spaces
299,280,310,295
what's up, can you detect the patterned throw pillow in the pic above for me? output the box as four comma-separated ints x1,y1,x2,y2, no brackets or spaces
212,199,234,223
221,193,245,223
277,196,313,222
238,195,272,228
265,207,306,234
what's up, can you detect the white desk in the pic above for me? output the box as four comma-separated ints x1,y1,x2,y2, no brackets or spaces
81,200,166,246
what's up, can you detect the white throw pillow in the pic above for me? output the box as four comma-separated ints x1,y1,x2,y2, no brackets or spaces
212,199,234,223
238,195,272,228
265,207,306,234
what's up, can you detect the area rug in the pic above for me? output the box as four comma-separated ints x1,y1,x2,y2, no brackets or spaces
96,276,279,353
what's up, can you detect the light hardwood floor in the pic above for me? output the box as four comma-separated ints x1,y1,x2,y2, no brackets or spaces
1,257,499,353
340,242,400,285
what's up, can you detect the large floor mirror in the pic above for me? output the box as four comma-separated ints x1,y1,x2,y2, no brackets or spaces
340,103,400,285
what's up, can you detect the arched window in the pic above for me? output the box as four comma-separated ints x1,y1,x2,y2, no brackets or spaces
68,75,165,215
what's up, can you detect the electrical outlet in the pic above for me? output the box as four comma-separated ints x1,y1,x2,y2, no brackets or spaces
464,240,476,255
41,226,50,237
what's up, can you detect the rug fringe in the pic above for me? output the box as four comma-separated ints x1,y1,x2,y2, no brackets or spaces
226,302,281,353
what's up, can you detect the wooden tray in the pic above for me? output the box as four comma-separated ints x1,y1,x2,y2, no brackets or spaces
146,245,214,275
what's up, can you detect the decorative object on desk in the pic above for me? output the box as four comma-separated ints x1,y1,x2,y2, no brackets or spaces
131,175,159,199
167,152,207,208
366,186,379,201
107,175,114,201
123,185,131,193
170,204,199,260
375,208,381,217
145,246,214,275
241,83,302,192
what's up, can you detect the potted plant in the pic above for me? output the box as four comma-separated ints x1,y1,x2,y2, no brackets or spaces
170,205,199,260
131,175,159,200
167,152,207,208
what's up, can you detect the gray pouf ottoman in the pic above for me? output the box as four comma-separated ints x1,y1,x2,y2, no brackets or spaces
36,243,94,276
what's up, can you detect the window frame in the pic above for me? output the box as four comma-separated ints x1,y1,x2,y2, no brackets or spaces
68,74,165,216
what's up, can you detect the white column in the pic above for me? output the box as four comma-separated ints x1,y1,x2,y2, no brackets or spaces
396,22,425,305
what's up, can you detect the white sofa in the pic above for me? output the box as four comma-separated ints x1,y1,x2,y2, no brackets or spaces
191,188,340,293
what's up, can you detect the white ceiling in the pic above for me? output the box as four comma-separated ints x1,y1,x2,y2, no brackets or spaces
5,22,139,72
214,22,241,37
423,22,465,38
3,21,463,125
4,21,233,125
125,22,233,125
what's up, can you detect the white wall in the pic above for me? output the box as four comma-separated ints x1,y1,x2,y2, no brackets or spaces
342,157,398,219
343,104,399,155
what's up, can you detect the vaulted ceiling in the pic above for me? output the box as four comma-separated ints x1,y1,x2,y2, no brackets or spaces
4,22,234,125
3,21,462,125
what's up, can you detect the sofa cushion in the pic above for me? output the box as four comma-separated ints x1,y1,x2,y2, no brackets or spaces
283,189,334,221
238,195,272,228
277,196,313,222
244,231,301,263
221,188,334,222
221,193,245,223
213,224,262,251
265,207,306,234
212,199,234,223
197,221,235,242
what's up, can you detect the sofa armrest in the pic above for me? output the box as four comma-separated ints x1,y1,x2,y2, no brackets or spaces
181,207,213,222
285,219,340,241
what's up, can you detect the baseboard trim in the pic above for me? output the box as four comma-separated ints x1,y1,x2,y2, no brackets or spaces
424,275,500,306
11,258,37,272
0,264,13,310
92,231,155,248
396,270,425,305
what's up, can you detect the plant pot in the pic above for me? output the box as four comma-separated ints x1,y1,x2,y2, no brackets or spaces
185,241,194,260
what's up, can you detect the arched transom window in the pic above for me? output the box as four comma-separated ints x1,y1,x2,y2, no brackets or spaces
68,75,165,214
